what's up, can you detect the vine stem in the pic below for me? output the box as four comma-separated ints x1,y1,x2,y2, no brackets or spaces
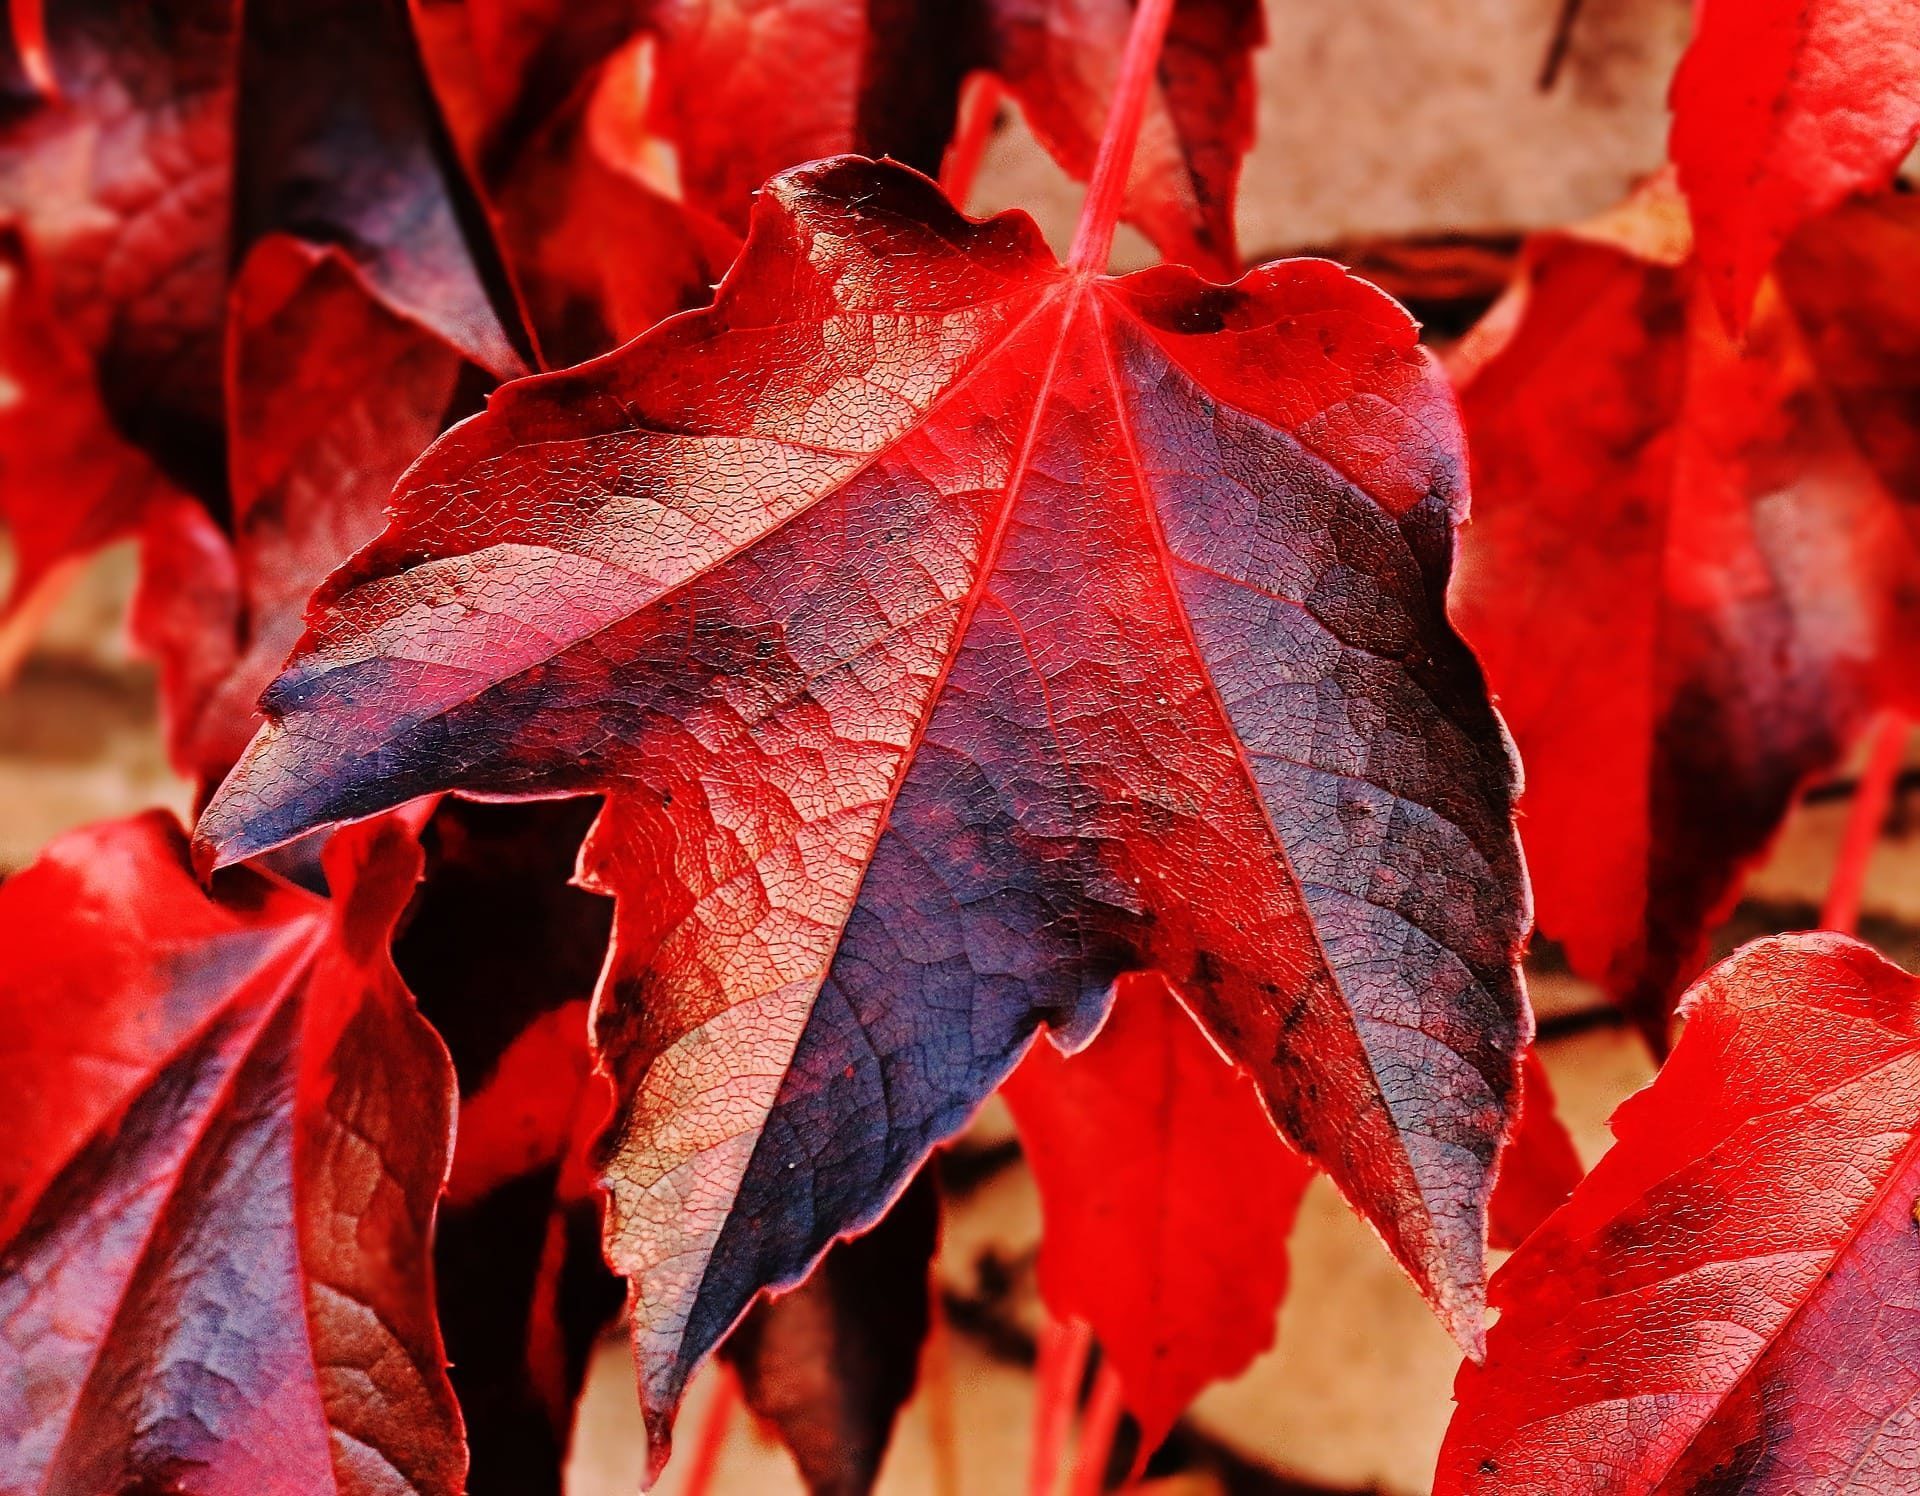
677,1366,740,1496
1821,713,1910,936
9,0,54,97
1535,0,1586,91
940,73,1005,209
922,1294,962,1496
1066,0,1178,273
1067,1363,1126,1496
0,555,82,688
1028,1318,1093,1496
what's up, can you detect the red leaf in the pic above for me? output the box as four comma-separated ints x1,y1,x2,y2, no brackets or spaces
634,0,1260,274
138,236,477,788
1449,181,1920,1042
0,0,238,495
722,1169,941,1496
0,812,464,1494
410,0,643,168
397,798,624,1495
194,156,1530,1471
1002,972,1312,1457
233,0,527,380
1486,1048,1582,1252
1669,0,1920,332
412,2,737,367
1437,932,1920,1493
0,0,521,614
0,234,178,615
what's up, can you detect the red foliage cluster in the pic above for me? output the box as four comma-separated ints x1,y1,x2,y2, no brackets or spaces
3,0,1920,1492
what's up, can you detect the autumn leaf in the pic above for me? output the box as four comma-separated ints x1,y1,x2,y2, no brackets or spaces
0,812,463,1494
0,0,522,586
413,4,737,368
722,1170,941,1496
0,0,238,496
410,0,644,173
0,232,179,621
1002,972,1313,1458
232,0,527,379
419,0,1258,353
137,236,481,788
1669,0,1920,332
1437,932,1920,1493
635,0,1261,274
1486,1049,1582,1252
1449,181,1920,1043
397,798,623,1496
195,152,1530,1471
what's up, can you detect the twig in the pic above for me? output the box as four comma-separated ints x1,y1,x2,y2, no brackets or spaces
1536,0,1587,92
1821,714,1910,935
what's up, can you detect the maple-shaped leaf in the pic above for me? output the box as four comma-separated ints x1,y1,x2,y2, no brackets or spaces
1002,972,1313,1457
1449,181,1920,1043
634,0,1260,275
396,798,624,1496
0,811,464,1494
722,1169,941,1496
1486,1049,1582,1252
1669,0,1920,331
1437,932,1920,1493
137,235,480,788
195,156,1530,1470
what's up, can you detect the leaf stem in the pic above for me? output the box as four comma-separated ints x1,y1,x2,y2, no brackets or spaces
923,1294,962,1496
8,0,55,98
1821,713,1910,935
0,554,83,688
1028,1317,1093,1495
1067,1362,1126,1496
677,1367,739,1496
1067,0,1179,274
941,73,1005,210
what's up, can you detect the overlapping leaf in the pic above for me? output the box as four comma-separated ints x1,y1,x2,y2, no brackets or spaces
0,812,463,1494
1002,972,1312,1456
194,155,1531,1469
1004,975,1575,1452
632,0,1259,273
139,236,480,788
397,798,623,1496
0,0,521,615
1669,0,1920,330
722,1170,940,1496
1438,933,1920,1493
412,0,736,368
1486,1050,1582,1251
1449,182,1920,1043
0,233,180,618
